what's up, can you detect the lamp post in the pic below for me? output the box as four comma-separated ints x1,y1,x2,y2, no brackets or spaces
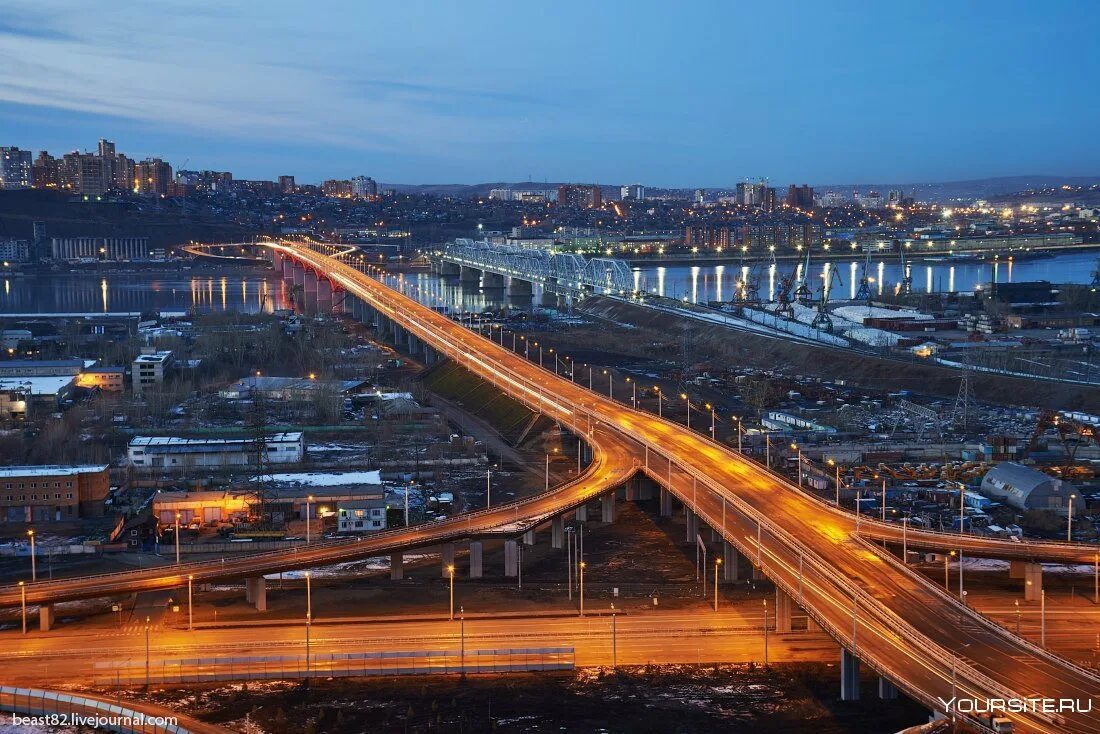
1015,599,1021,635
144,616,151,688
610,603,618,669
765,435,771,467
27,530,36,581
735,417,742,454
708,404,715,438
306,495,314,544
305,571,312,675
681,393,691,429
460,606,465,672
901,515,909,563
19,581,25,635
828,459,839,506
486,466,492,509
1068,494,1077,542
714,558,722,611
791,443,801,487
655,387,662,418
448,564,456,621
173,515,180,565
762,598,769,667
1041,589,1047,647
604,369,612,399
187,574,193,631
579,561,586,617
944,550,955,591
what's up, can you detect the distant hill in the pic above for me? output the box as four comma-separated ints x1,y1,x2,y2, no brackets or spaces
382,175,1100,203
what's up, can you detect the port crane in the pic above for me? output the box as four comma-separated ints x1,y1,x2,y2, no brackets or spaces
810,262,844,332
855,248,873,303
793,247,814,305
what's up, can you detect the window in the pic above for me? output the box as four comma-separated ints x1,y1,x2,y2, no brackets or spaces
354,520,363,528
54,493,61,499
66,493,73,499
66,481,72,487
30,495,37,500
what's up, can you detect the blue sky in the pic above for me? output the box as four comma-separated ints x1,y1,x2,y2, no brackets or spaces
0,1,1097,186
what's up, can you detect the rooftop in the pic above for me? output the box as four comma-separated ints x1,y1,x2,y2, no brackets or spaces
130,433,303,449
0,375,77,395
0,464,109,478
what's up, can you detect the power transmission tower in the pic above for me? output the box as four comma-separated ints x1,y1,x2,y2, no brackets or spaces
951,369,974,431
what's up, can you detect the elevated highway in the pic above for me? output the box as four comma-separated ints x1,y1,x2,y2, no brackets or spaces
4,238,1098,732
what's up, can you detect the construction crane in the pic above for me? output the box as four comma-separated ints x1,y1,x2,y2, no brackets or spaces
810,262,844,332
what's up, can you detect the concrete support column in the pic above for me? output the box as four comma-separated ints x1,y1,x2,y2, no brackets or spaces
507,278,533,297
293,263,305,288
1024,562,1043,602
460,266,481,284
303,269,318,315
252,576,267,612
637,477,657,501
659,488,673,517
710,527,722,543
39,603,55,632
841,648,861,701
522,529,535,546
685,508,699,543
752,565,764,581
551,516,564,549
441,543,456,577
482,272,505,289
601,494,617,523
504,540,519,578
245,577,254,603
316,278,333,315
575,505,588,523
878,676,898,700
775,588,792,634
469,541,483,579
390,552,403,581
723,542,741,582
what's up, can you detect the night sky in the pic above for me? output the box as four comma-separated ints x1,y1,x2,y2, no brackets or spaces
1,1,1097,186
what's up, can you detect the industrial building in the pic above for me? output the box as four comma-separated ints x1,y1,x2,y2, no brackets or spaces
979,462,1084,514
132,349,173,395
127,432,305,471
218,375,367,402
50,236,153,262
75,366,126,392
0,465,110,523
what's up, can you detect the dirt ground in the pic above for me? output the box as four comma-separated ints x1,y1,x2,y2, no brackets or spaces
132,664,932,733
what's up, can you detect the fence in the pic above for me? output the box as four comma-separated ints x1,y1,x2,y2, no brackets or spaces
93,647,575,685
0,686,189,734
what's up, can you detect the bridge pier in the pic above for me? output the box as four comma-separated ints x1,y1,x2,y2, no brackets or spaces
523,529,535,545
551,516,564,549
575,504,588,523
39,603,55,632
316,278,333,315
775,588,793,634
659,487,673,517
685,508,699,542
441,543,456,577
390,552,403,581
601,493,617,523
504,540,519,577
482,272,505,289
303,269,318,315
507,277,533,297
723,542,741,582
459,266,481,284
878,676,898,700
292,262,305,289
1024,562,1043,602
469,541,483,578
440,261,460,277
840,648,861,701
245,577,267,612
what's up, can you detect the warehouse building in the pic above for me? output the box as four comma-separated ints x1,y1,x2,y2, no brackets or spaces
128,432,305,471
0,464,110,523
979,462,1084,514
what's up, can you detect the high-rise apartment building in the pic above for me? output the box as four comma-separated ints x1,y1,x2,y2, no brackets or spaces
0,147,32,189
620,184,645,201
135,158,172,195
60,152,104,195
32,152,59,189
351,175,378,199
279,175,296,194
557,184,602,208
785,184,814,209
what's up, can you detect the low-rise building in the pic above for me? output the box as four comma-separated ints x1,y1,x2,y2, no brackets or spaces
218,375,367,402
151,489,250,525
76,366,126,392
0,359,88,378
0,464,110,523
128,432,305,471
337,498,388,533
132,349,173,395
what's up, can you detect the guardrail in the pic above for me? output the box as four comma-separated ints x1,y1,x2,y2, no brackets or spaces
0,686,190,734
93,647,575,685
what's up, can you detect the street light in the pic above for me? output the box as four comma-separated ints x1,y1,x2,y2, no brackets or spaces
306,495,314,544
1041,589,1047,647
1068,494,1077,541
19,581,25,635
173,514,180,565
180,573,192,633
791,443,801,488
654,387,662,418
707,404,715,438
681,393,690,429
762,598,769,667
579,560,586,617
305,571,312,675
448,564,456,621
610,604,617,669
944,550,955,591
714,558,722,611
27,530,36,581
144,615,151,688
1015,599,1021,635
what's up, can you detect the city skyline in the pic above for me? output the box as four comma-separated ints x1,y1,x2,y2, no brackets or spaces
0,2,1097,186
